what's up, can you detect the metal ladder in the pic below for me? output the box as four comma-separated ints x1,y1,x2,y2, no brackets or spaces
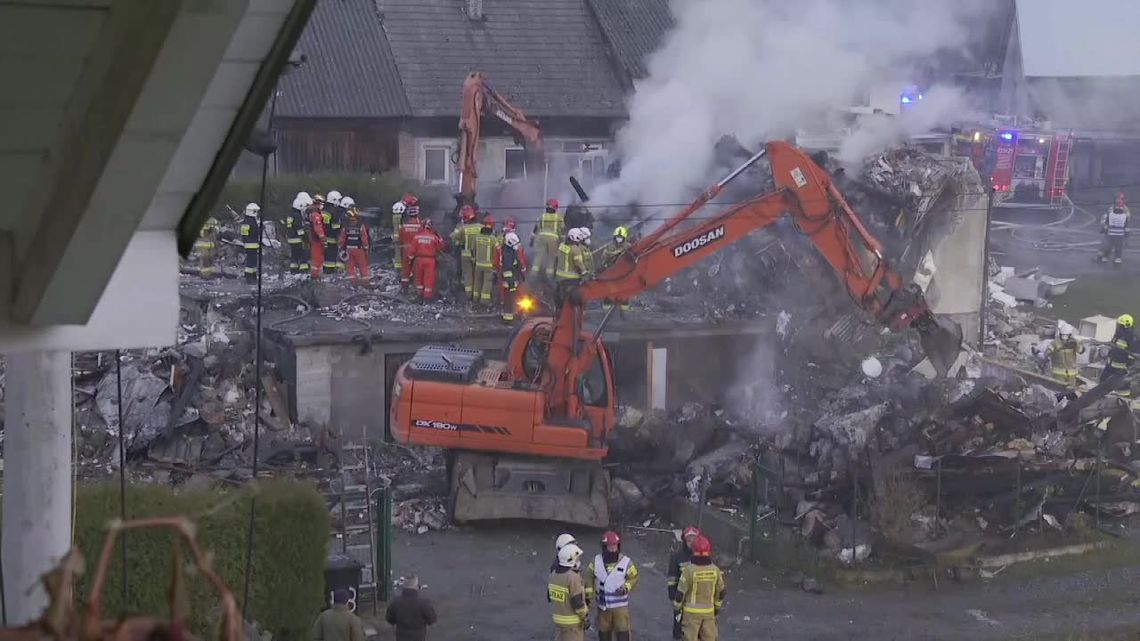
330,437,377,600
1050,134,1072,207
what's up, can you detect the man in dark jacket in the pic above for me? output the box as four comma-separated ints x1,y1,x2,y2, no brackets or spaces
312,590,365,641
385,575,437,641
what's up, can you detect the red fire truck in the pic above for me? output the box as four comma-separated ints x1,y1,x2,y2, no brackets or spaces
953,125,1073,209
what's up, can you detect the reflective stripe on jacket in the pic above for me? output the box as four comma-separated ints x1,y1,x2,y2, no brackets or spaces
1106,211,1129,236
473,233,498,267
590,554,636,611
675,562,725,615
240,220,259,250
548,570,588,626
556,243,587,280
538,211,563,238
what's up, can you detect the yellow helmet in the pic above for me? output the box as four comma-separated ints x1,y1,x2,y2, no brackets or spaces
614,226,629,240
1119,314,1135,328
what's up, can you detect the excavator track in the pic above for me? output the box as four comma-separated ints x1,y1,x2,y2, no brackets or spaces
448,451,610,527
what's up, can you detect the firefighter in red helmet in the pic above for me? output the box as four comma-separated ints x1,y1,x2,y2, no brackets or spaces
673,535,725,641
667,526,702,639
583,531,639,641
410,218,447,301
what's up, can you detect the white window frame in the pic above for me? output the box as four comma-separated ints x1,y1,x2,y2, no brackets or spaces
421,144,452,185
504,146,528,181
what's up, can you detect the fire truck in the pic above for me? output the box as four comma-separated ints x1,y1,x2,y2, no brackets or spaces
953,123,1073,210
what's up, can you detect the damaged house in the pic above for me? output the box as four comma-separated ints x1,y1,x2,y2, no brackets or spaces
273,0,673,199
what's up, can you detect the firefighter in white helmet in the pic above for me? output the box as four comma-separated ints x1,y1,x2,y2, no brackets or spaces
1046,321,1084,385
240,203,261,283
551,533,578,572
549,543,589,640
286,192,313,274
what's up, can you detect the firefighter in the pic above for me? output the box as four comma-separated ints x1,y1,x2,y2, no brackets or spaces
551,533,578,573
532,198,564,279
497,231,528,322
326,190,345,273
1099,205,1130,264
449,205,481,300
1100,314,1136,396
472,214,500,306
391,197,410,272
667,526,702,640
193,217,220,278
286,192,312,274
398,204,423,289
1046,322,1084,385
602,226,632,312
549,544,589,641
239,203,261,283
583,531,639,641
673,535,725,641
338,200,371,286
556,228,590,285
308,197,327,280
410,218,447,301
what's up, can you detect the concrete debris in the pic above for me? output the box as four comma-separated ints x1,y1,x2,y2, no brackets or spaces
395,497,449,533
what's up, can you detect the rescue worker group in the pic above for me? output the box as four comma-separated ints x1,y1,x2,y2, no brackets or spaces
548,528,726,641
193,191,633,322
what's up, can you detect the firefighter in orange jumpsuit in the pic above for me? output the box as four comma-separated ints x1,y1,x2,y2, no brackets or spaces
338,201,371,286
308,198,327,280
410,218,447,301
496,230,527,322
398,205,423,289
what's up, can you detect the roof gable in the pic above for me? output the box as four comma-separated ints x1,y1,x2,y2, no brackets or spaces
378,0,628,118
585,0,674,86
1015,0,1140,78
277,0,410,118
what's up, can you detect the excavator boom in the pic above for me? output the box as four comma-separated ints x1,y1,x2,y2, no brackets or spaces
457,72,542,207
543,141,962,421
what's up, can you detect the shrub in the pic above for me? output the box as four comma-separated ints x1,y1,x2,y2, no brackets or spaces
72,480,328,641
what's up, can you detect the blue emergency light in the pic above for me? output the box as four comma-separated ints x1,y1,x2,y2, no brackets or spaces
1000,131,1015,141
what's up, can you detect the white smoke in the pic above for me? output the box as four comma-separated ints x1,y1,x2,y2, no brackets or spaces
592,0,994,210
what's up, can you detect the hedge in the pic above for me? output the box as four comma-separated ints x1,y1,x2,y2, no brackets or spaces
71,480,329,641
217,172,452,220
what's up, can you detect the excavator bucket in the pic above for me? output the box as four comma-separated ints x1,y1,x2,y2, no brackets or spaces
917,315,964,377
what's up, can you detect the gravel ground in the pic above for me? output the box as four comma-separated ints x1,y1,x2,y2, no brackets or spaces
372,525,1140,641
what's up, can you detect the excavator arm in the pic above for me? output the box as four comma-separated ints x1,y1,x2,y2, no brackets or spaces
543,141,963,419
457,72,542,207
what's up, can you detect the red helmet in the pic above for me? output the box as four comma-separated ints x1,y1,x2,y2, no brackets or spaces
601,531,621,550
461,205,476,222
690,535,711,558
681,526,701,543
546,198,559,210
402,193,419,206
505,216,518,231
482,214,496,227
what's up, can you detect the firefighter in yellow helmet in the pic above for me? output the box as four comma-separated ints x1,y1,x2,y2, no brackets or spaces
673,535,725,641
602,226,632,312
549,543,589,641
1101,313,1137,396
193,216,220,278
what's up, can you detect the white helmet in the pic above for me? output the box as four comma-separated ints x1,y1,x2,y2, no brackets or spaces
327,190,343,206
555,533,576,552
244,203,260,216
340,196,355,209
293,192,313,211
567,228,584,243
1058,321,1073,338
557,543,583,568
579,227,592,246
393,201,407,215
504,232,521,249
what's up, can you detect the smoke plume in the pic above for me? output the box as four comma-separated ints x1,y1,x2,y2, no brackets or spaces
591,0,994,210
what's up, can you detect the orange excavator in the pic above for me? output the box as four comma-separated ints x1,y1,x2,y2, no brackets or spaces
455,72,542,210
391,141,963,526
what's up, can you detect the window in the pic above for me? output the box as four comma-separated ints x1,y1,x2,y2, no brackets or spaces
423,147,448,184
504,148,527,180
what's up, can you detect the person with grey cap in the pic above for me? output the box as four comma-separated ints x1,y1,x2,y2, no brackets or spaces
311,589,366,641
385,575,437,641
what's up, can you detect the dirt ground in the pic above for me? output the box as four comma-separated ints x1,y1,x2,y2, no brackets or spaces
368,525,1140,641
